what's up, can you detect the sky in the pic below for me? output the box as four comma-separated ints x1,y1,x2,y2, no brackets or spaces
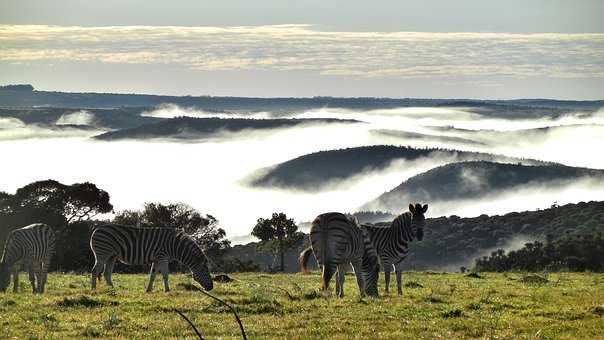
1,0,603,99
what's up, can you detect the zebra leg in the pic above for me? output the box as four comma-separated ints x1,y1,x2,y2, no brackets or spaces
39,265,48,294
33,262,44,294
336,265,345,298
104,257,116,288
159,261,171,292
28,263,39,294
396,270,403,295
384,268,391,295
146,262,159,293
321,263,337,296
12,267,20,293
351,259,366,298
91,260,105,290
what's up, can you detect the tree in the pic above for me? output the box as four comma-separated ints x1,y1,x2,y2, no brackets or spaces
113,202,231,268
251,212,303,272
0,180,113,271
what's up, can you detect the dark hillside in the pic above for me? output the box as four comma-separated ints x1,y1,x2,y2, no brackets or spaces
250,146,549,190
367,161,604,212
94,116,358,140
228,201,604,272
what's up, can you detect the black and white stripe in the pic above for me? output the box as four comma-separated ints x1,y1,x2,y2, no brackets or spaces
0,223,56,294
364,203,428,295
300,212,379,297
90,224,213,291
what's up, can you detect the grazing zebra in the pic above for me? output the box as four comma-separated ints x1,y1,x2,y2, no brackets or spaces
89,224,213,292
364,203,428,295
299,212,379,297
0,223,56,294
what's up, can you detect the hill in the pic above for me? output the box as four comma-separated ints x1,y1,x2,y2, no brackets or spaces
228,201,604,272
94,116,358,140
249,146,548,191
365,161,604,212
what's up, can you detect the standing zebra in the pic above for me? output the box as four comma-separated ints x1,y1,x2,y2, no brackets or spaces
365,203,428,295
0,223,56,294
299,212,379,297
90,224,213,292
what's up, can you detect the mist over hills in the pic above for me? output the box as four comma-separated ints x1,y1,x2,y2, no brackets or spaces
94,116,359,140
0,107,159,129
250,145,549,191
365,161,604,213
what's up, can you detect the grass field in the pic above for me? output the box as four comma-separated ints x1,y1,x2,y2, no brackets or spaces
0,272,603,339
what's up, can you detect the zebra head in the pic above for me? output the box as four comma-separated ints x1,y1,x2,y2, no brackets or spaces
192,263,214,291
409,203,428,241
0,263,10,292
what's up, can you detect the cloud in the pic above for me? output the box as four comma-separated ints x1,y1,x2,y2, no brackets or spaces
0,24,603,79
56,110,96,125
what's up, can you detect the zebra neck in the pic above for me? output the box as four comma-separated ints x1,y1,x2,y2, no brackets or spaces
1,248,21,267
170,234,202,270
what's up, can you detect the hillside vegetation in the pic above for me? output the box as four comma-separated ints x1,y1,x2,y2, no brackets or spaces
1,272,602,339
367,161,604,212
227,201,604,272
94,116,358,140
250,146,547,190
408,200,604,270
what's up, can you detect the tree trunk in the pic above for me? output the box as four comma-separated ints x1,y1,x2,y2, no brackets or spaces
279,237,284,272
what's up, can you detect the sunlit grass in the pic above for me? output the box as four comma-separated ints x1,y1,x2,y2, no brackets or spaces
0,272,602,339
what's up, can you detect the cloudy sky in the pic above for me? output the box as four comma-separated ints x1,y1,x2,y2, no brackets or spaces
1,0,603,98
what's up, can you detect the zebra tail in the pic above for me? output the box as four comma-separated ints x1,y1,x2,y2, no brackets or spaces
299,247,314,274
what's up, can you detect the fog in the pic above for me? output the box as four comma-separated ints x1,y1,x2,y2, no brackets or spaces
56,110,96,126
0,117,103,140
1,105,602,243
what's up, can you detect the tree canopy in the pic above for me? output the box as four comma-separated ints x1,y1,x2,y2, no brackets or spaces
113,202,231,267
252,212,303,272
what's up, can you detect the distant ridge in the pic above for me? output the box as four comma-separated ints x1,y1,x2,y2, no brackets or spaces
1,87,602,111
249,145,549,191
364,161,604,212
94,116,359,140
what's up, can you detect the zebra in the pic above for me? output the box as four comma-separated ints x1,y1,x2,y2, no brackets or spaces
0,223,56,294
89,224,213,292
364,203,428,295
299,212,379,298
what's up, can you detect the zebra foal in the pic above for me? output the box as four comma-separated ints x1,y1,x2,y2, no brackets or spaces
299,212,379,297
0,223,56,294
365,203,428,295
89,224,213,292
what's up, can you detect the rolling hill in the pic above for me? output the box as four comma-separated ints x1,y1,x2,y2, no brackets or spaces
249,145,549,190
364,161,604,213
94,116,359,140
226,200,604,272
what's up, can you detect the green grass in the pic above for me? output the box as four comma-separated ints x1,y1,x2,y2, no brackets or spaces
0,272,603,339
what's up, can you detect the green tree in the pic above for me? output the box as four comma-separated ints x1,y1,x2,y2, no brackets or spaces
113,202,230,267
251,212,303,272
0,180,113,271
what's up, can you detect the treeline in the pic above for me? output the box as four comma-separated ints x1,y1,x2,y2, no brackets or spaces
475,233,604,272
407,201,604,271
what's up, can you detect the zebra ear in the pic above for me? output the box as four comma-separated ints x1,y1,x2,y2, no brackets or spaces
422,204,428,213
409,204,415,213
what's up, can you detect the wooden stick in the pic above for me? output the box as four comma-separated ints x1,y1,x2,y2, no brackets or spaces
192,286,248,340
174,308,204,340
